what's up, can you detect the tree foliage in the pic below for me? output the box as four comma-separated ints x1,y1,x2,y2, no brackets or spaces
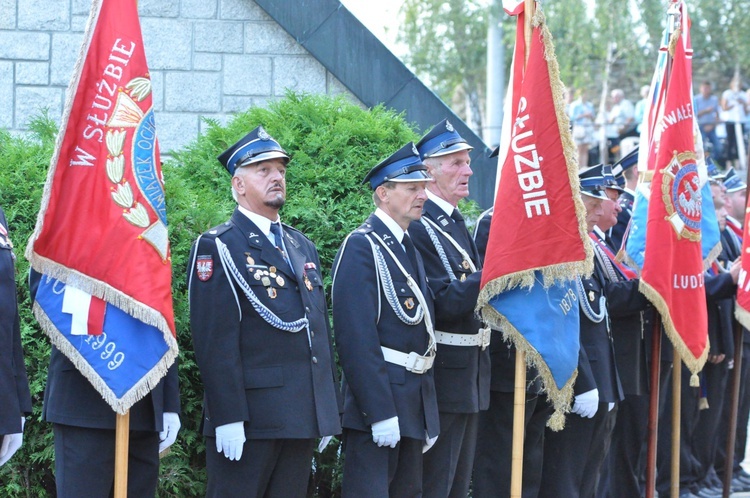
0,93,479,497
399,0,489,131
397,0,750,133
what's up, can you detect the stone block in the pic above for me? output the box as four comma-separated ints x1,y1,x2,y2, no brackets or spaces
141,19,192,70
164,71,221,112
195,21,243,53
18,0,69,30
222,95,255,113
193,53,222,71
15,86,63,129
71,0,90,16
0,32,49,60
245,21,306,55
0,0,16,29
152,112,198,153
149,71,165,111
181,0,218,19
273,56,326,96
138,0,179,18
220,0,270,21
0,62,13,128
71,14,88,32
50,32,84,86
16,62,48,85
223,55,272,96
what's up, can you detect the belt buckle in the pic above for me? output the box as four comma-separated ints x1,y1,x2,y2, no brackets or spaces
480,327,491,351
406,352,427,374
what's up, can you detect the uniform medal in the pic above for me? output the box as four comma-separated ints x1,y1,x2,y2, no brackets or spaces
404,298,415,310
303,272,313,291
267,287,277,299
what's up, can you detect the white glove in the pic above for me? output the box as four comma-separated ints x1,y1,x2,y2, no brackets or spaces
371,416,400,448
0,417,24,467
159,412,181,453
318,436,333,453
423,432,438,454
572,389,599,419
215,421,246,461
608,402,615,412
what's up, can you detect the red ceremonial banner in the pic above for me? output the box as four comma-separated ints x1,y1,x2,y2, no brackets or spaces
736,206,750,329
479,10,590,293
26,0,175,339
639,18,707,375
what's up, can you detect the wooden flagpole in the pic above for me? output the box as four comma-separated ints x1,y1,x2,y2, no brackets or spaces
671,352,682,498
645,317,662,498
113,10,138,498
723,322,743,498
114,411,131,498
509,2,535,496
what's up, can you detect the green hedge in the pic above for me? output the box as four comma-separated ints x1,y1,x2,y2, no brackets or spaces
0,92,480,497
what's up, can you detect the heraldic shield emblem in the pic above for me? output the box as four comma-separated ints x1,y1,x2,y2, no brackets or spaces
661,151,701,242
196,255,213,281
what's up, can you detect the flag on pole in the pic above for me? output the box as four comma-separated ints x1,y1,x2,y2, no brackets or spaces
25,0,177,413
477,2,592,429
637,2,708,379
623,2,720,273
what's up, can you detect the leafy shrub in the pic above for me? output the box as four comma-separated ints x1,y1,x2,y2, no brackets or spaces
0,93,477,496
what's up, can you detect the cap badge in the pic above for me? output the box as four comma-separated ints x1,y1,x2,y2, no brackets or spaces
258,127,270,140
446,120,454,132
412,143,419,156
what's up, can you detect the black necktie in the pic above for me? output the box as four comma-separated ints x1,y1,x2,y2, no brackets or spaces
450,209,479,264
402,234,420,278
269,223,289,263
451,208,465,227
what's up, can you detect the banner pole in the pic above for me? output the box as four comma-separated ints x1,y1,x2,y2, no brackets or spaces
645,315,663,498
722,321,744,497
510,350,527,498
114,411,130,498
671,351,682,498
509,2,535,497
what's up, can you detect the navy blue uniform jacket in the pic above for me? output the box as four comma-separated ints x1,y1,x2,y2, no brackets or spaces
189,208,341,439
332,214,439,440
0,208,31,435
410,199,490,413
575,259,624,403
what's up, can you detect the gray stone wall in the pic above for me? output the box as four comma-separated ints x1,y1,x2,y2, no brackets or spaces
0,0,358,152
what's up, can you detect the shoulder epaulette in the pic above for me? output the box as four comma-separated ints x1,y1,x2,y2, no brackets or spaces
202,221,232,238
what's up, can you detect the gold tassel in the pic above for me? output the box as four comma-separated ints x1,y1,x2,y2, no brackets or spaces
690,373,700,387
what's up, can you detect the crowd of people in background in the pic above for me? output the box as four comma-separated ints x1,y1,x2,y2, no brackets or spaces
568,78,750,171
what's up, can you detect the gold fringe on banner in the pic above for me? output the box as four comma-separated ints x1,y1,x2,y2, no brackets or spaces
33,300,178,415
639,279,709,379
481,304,577,431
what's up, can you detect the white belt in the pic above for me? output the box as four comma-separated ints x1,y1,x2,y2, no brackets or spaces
435,327,491,350
381,347,435,374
